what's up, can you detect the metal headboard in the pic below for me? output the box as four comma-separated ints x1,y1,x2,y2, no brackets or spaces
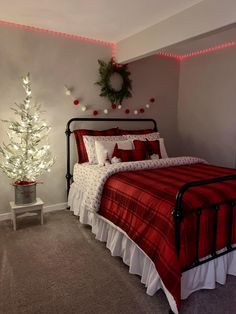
65,117,158,196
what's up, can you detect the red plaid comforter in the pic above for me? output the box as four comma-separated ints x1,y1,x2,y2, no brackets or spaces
98,163,236,310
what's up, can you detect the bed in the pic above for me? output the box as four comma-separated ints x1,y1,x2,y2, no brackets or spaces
66,117,236,314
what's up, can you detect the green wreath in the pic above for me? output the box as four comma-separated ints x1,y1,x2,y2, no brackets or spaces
96,59,132,104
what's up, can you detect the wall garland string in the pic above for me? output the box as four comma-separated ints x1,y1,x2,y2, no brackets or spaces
65,58,156,115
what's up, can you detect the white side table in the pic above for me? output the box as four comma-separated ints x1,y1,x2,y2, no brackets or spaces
10,197,44,231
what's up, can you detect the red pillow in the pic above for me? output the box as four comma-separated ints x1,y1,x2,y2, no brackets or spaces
74,128,119,163
112,144,146,162
133,139,162,159
118,128,154,135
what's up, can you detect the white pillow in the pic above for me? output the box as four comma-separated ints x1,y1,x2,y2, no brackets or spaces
126,133,168,158
83,135,125,164
125,132,160,141
95,139,133,165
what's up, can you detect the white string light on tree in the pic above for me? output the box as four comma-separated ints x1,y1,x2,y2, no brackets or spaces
0,73,55,183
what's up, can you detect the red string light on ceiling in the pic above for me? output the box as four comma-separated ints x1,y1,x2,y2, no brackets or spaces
158,52,181,60
158,41,236,61
0,19,116,59
1,20,234,63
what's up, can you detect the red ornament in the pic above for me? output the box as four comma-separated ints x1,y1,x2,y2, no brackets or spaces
125,109,130,114
73,99,79,105
150,97,155,103
111,103,116,110
140,108,145,113
93,110,98,116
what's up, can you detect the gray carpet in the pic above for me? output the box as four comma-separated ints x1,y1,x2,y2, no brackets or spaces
0,211,236,314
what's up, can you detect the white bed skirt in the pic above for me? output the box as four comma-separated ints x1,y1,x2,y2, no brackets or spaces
68,182,236,314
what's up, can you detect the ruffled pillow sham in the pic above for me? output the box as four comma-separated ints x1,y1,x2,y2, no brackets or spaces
83,135,126,164
73,128,119,163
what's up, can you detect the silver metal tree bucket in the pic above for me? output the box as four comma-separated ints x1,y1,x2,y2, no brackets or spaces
14,182,37,205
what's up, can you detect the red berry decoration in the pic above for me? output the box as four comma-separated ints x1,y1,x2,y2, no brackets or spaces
140,108,145,113
73,99,79,105
93,110,98,116
111,103,116,110
150,97,155,103
125,109,130,114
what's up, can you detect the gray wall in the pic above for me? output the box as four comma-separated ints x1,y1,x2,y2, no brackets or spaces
178,46,236,167
1,24,234,215
0,26,180,214
125,55,180,156
0,25,113,214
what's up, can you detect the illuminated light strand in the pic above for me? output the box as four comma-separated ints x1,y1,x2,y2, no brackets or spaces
0,73,55,182
157,52,182,60
158,41,236,61
1,19,234,62
0,19,115,49
179,41,236,60
111,44,117,60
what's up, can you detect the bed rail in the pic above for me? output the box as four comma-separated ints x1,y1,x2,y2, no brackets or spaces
65,117,157,197
173,174,236,272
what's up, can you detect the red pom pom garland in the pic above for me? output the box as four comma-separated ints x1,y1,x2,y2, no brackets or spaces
71,95,154,115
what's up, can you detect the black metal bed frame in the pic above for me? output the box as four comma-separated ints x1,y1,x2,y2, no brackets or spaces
66,117,236,297
173,175,236,272
65,117,157,196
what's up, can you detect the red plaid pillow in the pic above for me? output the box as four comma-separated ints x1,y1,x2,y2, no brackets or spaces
74,128,119,163
118,128,154,135
112,144,146,162
133,139,162,158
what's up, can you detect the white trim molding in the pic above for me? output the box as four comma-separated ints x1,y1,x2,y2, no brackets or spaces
0,202,67,221
44,202,67,213
0,212,11,221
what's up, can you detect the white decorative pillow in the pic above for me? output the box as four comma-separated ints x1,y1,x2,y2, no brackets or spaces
83,135,125,164
126,133,168,158
95,139,133,165
125,132,161,141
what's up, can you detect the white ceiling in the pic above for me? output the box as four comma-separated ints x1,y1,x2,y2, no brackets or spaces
0,0,204,42
160,25,236,56
1,0,235,59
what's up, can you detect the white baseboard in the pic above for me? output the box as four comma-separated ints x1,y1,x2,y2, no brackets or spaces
44,202,67,213
0,202,68,222
0,212,11,221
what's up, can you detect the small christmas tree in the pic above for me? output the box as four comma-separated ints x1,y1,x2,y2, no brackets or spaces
0,73,55,183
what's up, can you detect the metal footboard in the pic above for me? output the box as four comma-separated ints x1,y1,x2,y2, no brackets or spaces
173,174,236,272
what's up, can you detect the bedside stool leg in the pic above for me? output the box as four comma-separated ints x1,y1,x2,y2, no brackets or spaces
12,211,16,231
40,209,44,225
